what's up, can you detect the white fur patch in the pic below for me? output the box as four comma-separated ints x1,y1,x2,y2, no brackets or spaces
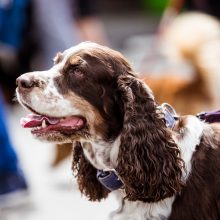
18,68,84,118
82,137,121,170
175,116,206,180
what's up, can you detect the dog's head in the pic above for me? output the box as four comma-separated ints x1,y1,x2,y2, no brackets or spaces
16,42,129,143
16,42,183,202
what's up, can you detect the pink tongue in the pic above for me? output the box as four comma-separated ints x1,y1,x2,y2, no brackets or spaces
20,114,60,128
58,117,84,127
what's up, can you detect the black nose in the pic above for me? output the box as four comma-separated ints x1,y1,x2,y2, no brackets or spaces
16,77,35,89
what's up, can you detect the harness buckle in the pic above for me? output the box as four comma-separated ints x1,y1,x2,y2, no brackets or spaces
159,103,178,129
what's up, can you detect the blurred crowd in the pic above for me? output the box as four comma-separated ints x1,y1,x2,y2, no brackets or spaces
0,0,220,219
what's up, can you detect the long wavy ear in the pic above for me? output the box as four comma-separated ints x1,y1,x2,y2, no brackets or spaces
72,142,110,201
116,74,184,203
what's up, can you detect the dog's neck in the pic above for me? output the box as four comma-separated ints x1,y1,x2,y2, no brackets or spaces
81,136,120,170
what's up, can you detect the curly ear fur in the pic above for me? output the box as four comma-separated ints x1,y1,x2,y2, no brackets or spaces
116,74,184,203
72,142,110,201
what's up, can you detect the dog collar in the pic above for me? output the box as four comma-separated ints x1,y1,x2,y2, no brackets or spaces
96,169,124,191
97,103,178,191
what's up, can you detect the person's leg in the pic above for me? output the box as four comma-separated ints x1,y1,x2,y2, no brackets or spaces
0,93,18,174
0,92,27,196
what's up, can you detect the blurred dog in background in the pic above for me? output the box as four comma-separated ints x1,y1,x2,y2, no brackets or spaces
52,12,220,167
145,12,220,114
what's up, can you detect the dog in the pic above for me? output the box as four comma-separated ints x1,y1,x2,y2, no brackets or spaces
16,42,220,220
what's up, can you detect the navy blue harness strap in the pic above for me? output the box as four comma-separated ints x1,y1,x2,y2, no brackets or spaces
96,170,124,191
197,110,220,123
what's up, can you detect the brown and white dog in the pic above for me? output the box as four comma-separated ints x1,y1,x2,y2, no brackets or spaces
16,42,220,220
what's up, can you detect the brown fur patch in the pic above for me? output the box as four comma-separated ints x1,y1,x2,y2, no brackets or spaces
64,91,106,137
69,55,84,66
173,116,188,140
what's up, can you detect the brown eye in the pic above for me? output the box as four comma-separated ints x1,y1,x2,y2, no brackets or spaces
72,68,84,78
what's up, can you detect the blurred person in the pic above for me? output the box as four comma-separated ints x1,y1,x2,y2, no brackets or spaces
0,0,29,66
0,92,28,207
31,0,81,69
0,0,32,103
0,0,30,208
32,0,108,70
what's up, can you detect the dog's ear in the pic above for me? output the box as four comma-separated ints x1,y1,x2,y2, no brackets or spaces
72,142,110,201
116,74,184,202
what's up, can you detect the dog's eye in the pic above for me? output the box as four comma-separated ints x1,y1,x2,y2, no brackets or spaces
70,68,84,78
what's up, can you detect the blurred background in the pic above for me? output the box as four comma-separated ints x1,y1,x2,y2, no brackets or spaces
1,0,220,219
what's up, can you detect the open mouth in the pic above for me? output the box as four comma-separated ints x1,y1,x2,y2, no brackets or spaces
20,113,86,135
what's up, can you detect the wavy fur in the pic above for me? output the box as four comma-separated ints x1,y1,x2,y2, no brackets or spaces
117,74,184,202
